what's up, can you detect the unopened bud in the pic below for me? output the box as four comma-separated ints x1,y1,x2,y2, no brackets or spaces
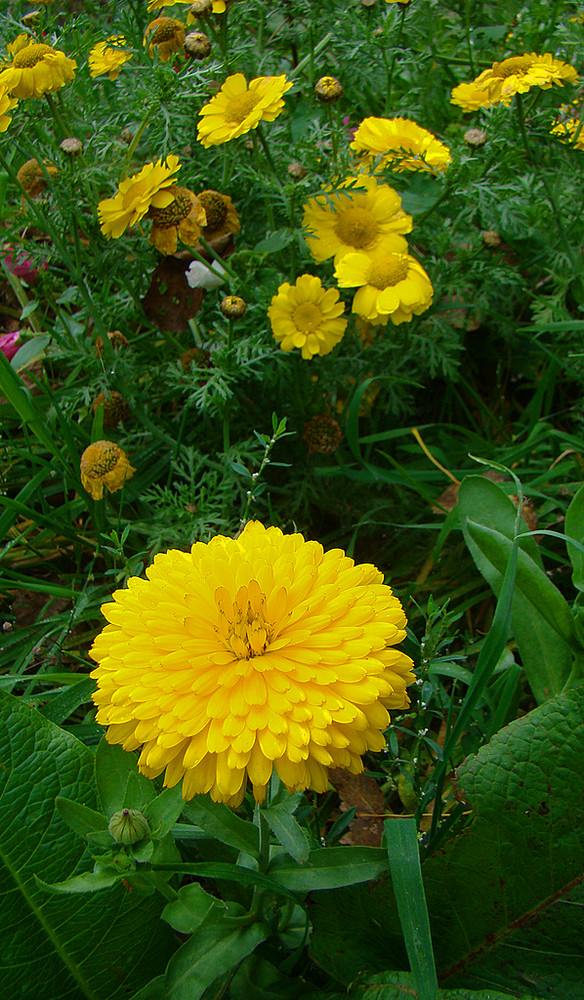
220,295,247,319
482,230,501,248
190,0,212,14
185,31,212,59
108,809,150,845
314,76,343,103
464,127,487,148
119,128,134,145
60,137,83,156
287,161,307,180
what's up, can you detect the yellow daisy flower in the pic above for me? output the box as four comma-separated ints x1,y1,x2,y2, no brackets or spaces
148,185,207,255
451,53,578,111
302,174,412,265
268,274,347,359
335,251,433,326
98,155,181,239
350,116,451,173
0,34,76,99
80,441,135,500
550,109,584,150
88,37,133,80
89,520,414,806
197,72,292,147
197,189,241,243
0,86,18,132
144,17,186,62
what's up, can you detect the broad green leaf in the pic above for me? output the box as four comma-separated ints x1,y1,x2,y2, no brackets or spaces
162,883,226,934
458,475,574,701
36,870,123,894
350,972,535,999
147,784,185,838
56,796,108,837
254,229,294,254
309,685,584,996
565,484,584,591
263,802,310,864
95,738,154,817
0,691,175,1000
164,917,269,1000
268,846,388,892
182,794,260,858
39,677,96,724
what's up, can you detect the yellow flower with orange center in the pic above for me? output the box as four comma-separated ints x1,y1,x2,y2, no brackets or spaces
302,174,412,265
269,274,348,359
197,73,292,147
350,117,451,173
148,185,207,255
90,520,414,806
0,34,76,99
80,441,135,500
335,250,433,326
98,155,181,239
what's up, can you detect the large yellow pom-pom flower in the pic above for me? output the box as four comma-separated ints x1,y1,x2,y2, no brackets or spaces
88,37,133,80
197,73,292,147
268,274,347,359
335,250,433,326
90,521,414,806
0,34,76,99
302,174,412,265
451,53,578,111
350,116,451,173
97,155,181,239
80,441,135,500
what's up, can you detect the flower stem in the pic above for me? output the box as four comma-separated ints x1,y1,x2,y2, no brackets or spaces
326,104,339,165
198,235,239,282
384,5,407,113
123,105,158,177
252,132,276,230
44,93,69,138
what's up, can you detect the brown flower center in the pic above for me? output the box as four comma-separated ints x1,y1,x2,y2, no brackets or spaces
225,90,259,124
14,43,53,68
150,18,184,44
199,190,228,229
149,186,192,227
85,443,120,478
293,302,323,332
368,255,409,289
494,56,533,79
215,582,274,659
334,207,379,249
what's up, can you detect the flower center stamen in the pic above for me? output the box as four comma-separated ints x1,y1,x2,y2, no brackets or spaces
368,255,409,289
293,302,323,331
334,207,379,249
151,19,182,43
225,91,259,124
215,581,274,659
149,186,192,226
87,444,120,477
495,56,533,78
14,43,53,68
199,190,228,229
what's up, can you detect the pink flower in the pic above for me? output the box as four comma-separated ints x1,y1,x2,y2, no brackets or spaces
0,331,20,361
1,246,46,283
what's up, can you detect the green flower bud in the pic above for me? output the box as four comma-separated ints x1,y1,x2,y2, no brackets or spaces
108,809,150,845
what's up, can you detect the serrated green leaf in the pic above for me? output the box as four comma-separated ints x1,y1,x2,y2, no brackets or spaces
0,691,175,999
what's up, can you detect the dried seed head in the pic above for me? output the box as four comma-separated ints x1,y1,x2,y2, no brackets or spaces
482,230,501,248
60,137,83,156
303,415,343,454
464,127,487,147
287,161,307,180
95,330,129,357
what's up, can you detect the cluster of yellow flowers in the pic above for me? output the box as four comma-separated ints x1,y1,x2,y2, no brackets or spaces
268,114,449,360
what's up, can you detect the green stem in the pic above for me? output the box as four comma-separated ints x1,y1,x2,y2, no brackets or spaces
44,93,69,138
222,403,230,452
326,103,339,165
255,124,278,178
123,105,158,176
198,236,239,282
252,133,276,230
384,5,407,113
464,0,475,76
